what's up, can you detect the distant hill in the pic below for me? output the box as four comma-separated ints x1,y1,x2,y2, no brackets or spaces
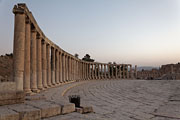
136,66,159,71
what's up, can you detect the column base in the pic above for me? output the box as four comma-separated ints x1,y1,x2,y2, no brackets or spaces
24,90,32,96
31,89,40,93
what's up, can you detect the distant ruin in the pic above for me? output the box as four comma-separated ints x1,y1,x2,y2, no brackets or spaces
0,3,137,105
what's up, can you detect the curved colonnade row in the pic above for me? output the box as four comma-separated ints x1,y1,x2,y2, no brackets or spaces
13,4,137,94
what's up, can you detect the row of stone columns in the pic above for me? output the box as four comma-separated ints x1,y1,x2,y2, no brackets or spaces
12,4,137,94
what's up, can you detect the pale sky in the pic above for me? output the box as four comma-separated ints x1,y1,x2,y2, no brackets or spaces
0,0,180,67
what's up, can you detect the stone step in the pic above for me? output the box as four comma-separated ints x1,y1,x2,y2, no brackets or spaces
0,100,75,120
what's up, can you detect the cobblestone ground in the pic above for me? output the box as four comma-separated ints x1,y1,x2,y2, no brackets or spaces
44,80,180,120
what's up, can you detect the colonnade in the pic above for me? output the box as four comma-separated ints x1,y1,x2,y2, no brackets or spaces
12,4,136,94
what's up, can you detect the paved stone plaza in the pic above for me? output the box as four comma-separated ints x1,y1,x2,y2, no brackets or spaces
41,80,180,120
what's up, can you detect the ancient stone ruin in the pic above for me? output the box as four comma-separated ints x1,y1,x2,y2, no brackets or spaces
0,3,137,105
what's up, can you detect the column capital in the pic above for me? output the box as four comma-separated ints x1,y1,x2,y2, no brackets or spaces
13,5,25,14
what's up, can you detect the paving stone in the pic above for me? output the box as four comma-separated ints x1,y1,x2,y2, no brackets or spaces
61,103,75,114
8,104,41,120
26,100,61,118
0,107,19,120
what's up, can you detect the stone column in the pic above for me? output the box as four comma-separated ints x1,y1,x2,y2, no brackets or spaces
127,65,129,79
62,53,66,83
59,51,62,83
51,47,55,85
69,57,71,81
47,44,52,87
104,64,106,79
72,58,74,81
30,29,39,92
42,40,48,88
108,64,110,79
119,65,121,79
98,64,100,79
92,64,94,79
23,18,31,93
65,55,68,82
66,56,69,82
100,64,102,79
13,6,26,91
37,35,43,90
130,65,132,78
55,50,60,84
123,64,126,79
85,63,88,80
76,60,78,80
81,62,83,80
111,64,114,79
135,65,137,78
89,63,91,79
115,65,117,79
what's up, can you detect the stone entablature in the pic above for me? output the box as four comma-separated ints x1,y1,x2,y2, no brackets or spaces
11,3,137,97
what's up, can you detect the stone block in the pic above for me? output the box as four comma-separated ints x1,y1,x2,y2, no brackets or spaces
0,91,25,106
26,100,61,118
82,106,94,113
76,106,93,114
0,107,19,120
0,82,16,92
8,104,41,120
76,108,83,114
61,103,75,114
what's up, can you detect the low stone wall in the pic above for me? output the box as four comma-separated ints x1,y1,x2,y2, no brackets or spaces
0,82,24,106
0,82,16,92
